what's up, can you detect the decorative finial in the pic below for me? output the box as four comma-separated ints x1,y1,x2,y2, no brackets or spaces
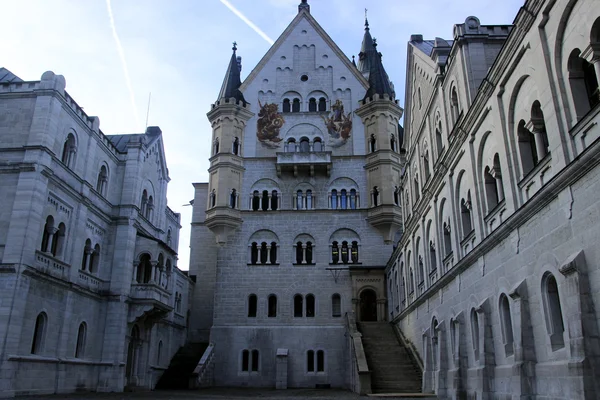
365,8,369,29
232,41,237,52
373,38,377,47
298,0,310,13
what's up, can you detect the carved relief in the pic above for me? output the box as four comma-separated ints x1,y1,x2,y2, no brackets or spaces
257,101,285,148
321,99,352,147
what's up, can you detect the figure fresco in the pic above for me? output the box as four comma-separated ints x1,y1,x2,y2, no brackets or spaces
257,100,285,148
321,99,352,148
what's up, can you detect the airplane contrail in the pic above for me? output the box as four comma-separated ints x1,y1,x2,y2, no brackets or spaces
106,0,141,128
219,0,275,45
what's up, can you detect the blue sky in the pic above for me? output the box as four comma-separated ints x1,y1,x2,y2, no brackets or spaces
1,0,524,270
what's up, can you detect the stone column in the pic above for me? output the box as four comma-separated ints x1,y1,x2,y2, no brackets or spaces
267,194,272,211
490,167,504,202
45,227,58,253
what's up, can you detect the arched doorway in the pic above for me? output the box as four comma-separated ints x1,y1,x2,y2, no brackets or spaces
126,325,141,386
359,289,378,322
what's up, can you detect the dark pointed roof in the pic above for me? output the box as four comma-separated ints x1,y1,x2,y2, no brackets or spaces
364,41,395,100
217,43,246,104
0,67,23,83
357,18,376,76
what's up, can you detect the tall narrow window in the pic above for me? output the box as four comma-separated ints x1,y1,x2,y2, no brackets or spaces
341,241,349,264
517,120,538,176
414,177,420,201
294,295,303,317
297,190,304,210
369,134,376,152
210,190,216,208
157,340,163,365
543,274,565,349
461,195,473,237
331,190,338,209
61,133,77,168
252,191,260,211
471,309,480,362
262,190,269,211
332,294,341,317
307,350,315,372
568,49,600,118
429,241,437,271
146,196,154,220
394,186,399,206
96,165,108,195
424,152,431,181
309,98,317,112
271,191,278,211
349,189,357,209
81,239,91,271
31,312,47,355
213,139,219,155
242,350,249,371
306,294,315,317
418,255,424,284
306,242,313,264
443,222,452,256
260,242,268,264
286,138,296,152
230,189,237,209
436,122,443,156
283,98,291,113
41,216,54,252
316,350,325,372
52,223,66,258
248,294,257,317
318,97,327,112
313,139,322,152
270,242,278,264
233,137,240,155
268,295,277,318
251,242,258,265
331,242,339,264
306,190,313,209
450,87,460,125
499,294,514,356
484,166,499,212
90,244,100,273
351,241,359,263
340,189,347,209
372,186,379,206
300,138,310,153
296,242,304,264
75,322,86,358
292,98,301,112
390,134,397,152
251,350,259,371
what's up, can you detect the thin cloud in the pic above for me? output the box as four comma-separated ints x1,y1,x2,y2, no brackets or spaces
219,0,275,45
106,0,141,128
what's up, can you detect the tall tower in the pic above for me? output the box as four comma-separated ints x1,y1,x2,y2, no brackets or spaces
205,44,254,244
355,30,405,244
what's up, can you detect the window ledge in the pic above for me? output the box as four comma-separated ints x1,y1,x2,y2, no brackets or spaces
329,262,362,266
484,199,506,223
443,252,454,264
293,263,316,266
518,153,552,189
247,263,280,266
460,230,476,247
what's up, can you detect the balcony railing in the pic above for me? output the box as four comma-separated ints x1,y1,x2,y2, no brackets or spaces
276,151,331,177
130,283,171,306
77,269,107,292
35,251,70,280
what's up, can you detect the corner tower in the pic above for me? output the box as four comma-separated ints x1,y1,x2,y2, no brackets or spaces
355,35,405,244
205,44,254,244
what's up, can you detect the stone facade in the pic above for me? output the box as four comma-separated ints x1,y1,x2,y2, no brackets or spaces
389,0,600,399
188,3,403,390
0,69,193,397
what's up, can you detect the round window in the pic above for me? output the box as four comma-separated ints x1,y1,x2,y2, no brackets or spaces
301,75,309,82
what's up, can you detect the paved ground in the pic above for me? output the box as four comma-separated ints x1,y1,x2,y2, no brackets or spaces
21,389,434,400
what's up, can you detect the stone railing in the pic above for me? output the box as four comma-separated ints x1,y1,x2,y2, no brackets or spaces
77,269,107,292
346,312,371,395
34,250,70,280
276,151,331,165
130,283,171,305
191,343,215,388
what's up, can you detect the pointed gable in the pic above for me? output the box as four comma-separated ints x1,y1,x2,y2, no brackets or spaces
239,9,369,92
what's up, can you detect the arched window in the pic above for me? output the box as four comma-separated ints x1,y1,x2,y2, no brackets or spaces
232,137,240,155
270,241,278,264
251,350,259,371
429,241,437,271
461,193,473,237
306,294,315,317
252,191,260,211
418,255,424,285
297,190,304,210
450,87,460,125
409,268,415,293
349,189,357,209
443,222,452,256
341,241,349,264
318,97,327,112
390,134,397,152
306,242,313,264
157,340,163,365
61,133,77,168
294,294,303,317
210,190,216,208
471,308,480,362
313,138,323,152
306,190,313,209
484,166,499,212
309,98,317,112
268,295,277,318
530,101,549,161
424,151,431,181
286,138,296,152
316,350,325,372
260,242,268,264
283,98,291,113
499,294,514,356
394,187,400,206
242,349,250,371
414,176,420,201
31,312,47,354
96,165,108,196
250,242,258,265
136,253,153,283
75,322,86,358
351,241,359,263
51,222,66,258
331,294,341,317
292,98,301,112
41,216,55,253
331,241,339,264
517,120,538,176
296,242,304,264
81,239,92,271
230,189,237,209
435,121,443,156
568,49,600,118
372,186,379,206
248,294,257,317
167,229,172,246
146,196,154,220
300,137,310,153
262,190,269,211
331,189,338,209
340,189,347,209
90,244,100,273
307,350,315,372
369,134,376,152
543,273,565,349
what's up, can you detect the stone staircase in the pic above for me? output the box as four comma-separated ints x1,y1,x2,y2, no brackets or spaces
155,342,208,390
358,322,426,395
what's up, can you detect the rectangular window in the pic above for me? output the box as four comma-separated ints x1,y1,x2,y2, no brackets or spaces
307,350,315,372
242,350,249,371
317,350,325,372
251,350,259,372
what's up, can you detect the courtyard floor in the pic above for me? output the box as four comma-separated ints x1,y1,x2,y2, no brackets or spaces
21,389,434,400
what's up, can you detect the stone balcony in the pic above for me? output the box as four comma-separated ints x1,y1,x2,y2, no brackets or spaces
366,205,403,244
276,151,332,177
34,250,70,281
205,206,243,245
128,283,172,323
77,269,108,293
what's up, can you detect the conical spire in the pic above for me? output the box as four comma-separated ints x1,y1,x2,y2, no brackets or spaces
217,42,246,104
364,40,395,100
357,13,376,76
298,0,310,13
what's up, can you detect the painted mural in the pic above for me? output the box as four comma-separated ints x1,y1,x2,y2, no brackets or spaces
257,101,285,148
321,99,352,148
